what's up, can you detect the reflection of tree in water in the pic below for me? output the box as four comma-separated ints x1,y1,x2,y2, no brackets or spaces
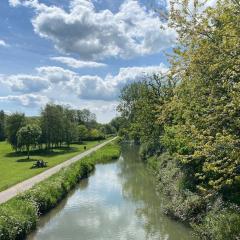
118,144,195,240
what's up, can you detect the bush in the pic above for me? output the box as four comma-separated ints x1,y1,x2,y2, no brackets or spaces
194,202,240,240
153,153,206,223
0,141,120,240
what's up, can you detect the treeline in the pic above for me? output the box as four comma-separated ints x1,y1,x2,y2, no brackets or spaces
117,1,240,239
0,104,117,157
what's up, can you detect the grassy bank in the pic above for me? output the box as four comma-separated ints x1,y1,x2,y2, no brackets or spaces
0,140,120,240
0,139,108,191
148,153,240,240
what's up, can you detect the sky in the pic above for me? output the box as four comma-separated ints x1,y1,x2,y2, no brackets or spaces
0,0,176,123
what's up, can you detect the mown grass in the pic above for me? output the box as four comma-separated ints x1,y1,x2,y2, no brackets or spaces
0,140,120,240
0,139,108,191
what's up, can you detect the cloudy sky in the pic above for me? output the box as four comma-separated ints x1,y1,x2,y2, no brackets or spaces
0,0,175,122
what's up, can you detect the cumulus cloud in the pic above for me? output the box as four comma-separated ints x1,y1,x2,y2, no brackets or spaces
0,94,49,107
2,63,167,101
9,0,176,60
69,63,168,100
36,66,76,83
1,75,49,93
51,57,106,68
0,40,8,47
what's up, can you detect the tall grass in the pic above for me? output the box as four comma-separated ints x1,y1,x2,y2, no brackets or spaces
0,141,120,240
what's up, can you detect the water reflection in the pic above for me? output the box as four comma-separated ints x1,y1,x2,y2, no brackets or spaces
27,144,195,240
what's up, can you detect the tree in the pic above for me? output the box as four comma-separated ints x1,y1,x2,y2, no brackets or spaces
0,110,6,141
5,113,25,151
78,125,89,142
17,124,42,159
118,74,175,156
63,108,78,147
40,104,64,148
89,129,104,140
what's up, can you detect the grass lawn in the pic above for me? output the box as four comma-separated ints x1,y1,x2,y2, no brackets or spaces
0,139,108,192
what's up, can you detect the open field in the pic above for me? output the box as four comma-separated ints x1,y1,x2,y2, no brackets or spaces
0,140,107,192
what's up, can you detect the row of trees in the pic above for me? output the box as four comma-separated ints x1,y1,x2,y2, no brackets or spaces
1,104,117,158
118,1,240,238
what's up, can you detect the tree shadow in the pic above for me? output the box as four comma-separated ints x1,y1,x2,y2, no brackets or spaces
5,146,79,159
16,158,37,163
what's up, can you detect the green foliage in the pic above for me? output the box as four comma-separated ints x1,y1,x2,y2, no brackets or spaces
117,1,240,238
89,128,105,141
0,141,120,240
5,113,25,151
194,201,240,240
17,124,42,159
0,111,6,141
78,124,89,141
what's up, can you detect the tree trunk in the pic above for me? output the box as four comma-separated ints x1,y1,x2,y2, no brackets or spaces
27,146,30,160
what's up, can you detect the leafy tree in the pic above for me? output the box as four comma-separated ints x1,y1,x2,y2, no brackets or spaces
17,124,42,159
41,104,64,148
0,110,6,141
63,108,78,147
78,124,89,142
89,129,104,140
5,113,25,151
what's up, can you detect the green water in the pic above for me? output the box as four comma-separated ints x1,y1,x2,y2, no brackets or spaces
27,144,195,240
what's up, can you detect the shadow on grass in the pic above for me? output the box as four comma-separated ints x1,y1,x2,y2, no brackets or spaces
5,146,79,159
16,158,37,163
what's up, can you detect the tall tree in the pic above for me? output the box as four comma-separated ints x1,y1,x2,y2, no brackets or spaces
5,113,25,151
0,110,5,141
17,124,42,159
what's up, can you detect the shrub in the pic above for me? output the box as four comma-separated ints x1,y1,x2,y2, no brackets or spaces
194,201,240,240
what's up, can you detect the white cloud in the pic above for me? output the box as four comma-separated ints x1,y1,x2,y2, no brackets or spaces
8,0,20,7
9,0,176,60
69,63,168,100
51,56,106,68
1,75,49,93
0,94,49,107
36,66,76,83
2,63,168,100
0,40,8,47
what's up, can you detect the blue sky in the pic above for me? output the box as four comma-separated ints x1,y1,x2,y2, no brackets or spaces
0,0,175,122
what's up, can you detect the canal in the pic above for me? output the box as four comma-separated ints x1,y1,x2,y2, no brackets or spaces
27,144,195,240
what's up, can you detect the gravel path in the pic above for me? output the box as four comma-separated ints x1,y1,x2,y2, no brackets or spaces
0,137,117,204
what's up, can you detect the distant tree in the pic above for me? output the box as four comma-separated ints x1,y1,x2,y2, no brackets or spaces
110,117,125,133
5,113,25,151
78,124,89,142
63,108,78,147
41,104,64,148
89,129,105,140
101,124,116,135
17,124,42,159
0,110,6,141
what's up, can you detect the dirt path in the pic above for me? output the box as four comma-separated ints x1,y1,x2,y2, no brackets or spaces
0,137,117,204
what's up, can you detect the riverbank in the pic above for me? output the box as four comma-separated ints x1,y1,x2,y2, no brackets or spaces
147,153,240,240
0,140,120,240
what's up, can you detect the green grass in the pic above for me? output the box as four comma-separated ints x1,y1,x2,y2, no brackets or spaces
0,140,120,240
0,139,108,192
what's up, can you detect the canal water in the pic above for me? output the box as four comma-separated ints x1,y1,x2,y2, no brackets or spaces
27,144,195,240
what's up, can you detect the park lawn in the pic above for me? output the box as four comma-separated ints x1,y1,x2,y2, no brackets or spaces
0,139,107,192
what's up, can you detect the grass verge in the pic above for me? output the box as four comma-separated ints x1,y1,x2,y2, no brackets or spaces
0,140,120,240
